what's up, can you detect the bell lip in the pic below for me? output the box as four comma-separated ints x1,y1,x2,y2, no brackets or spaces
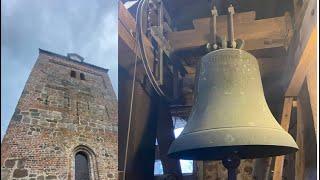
167,145,298,160
168,127,298,160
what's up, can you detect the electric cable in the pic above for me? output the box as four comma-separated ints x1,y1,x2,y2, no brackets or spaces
122,28,139,180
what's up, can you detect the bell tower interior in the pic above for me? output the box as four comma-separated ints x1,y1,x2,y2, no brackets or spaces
118,0,317,179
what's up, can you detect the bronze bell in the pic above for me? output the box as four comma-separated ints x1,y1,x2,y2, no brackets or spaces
168,48,298,160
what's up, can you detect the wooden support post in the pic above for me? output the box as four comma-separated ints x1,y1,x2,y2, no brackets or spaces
118,32,159,179
283,0,316,97
158,1,164,85
196,161,204,180
306,58,317,136
118,74,159,179
119,1,155,69
285,27,317,96
272,97,294,180
296,82,317,179
156,99,182,178
119,80,156,180
254,157,273,180
295,99,305,180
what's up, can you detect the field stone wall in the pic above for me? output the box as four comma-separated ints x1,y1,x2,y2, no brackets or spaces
1,51,118,180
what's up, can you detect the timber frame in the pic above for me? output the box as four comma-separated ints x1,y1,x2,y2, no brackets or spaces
118,0,318,179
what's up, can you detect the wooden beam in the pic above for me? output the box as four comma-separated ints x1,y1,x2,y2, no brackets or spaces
196,161,204,180
118,6,159,176
119,1,186,76
156,99,182,177
272,97,294,180
297,82,317,179
118,75,158,179
253,157,273,180
293,0,313,35
167,12,292,51
193,11,256,28
169,105,192,119
118,1,155,66
306,58,317,136
295,99,305,180
283,0,317,96
119,1,136,33
150,26,188,76
285,27,317,96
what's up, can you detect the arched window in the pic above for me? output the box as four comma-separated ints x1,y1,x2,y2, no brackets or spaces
72,145,98,180
75,151,90,180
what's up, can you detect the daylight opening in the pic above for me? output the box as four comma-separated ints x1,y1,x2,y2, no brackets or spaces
153,117,193,175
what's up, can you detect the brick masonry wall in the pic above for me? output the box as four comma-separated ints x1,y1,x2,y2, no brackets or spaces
1,51,118,180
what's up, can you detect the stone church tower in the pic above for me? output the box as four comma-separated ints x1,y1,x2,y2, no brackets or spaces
1,49,118,180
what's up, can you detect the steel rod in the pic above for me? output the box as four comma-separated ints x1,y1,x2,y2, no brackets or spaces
211,6,218,50
227,5,236,48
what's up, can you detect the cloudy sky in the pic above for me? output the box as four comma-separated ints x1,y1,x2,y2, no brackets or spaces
1,0,118,141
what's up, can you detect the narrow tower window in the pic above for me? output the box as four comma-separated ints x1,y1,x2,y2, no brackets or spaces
71,70,76,78
80,73,85,80
105,105,110,119
75,151,90,180
76,101,80,123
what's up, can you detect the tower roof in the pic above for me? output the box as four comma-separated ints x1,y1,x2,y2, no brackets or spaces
39,48,109,73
